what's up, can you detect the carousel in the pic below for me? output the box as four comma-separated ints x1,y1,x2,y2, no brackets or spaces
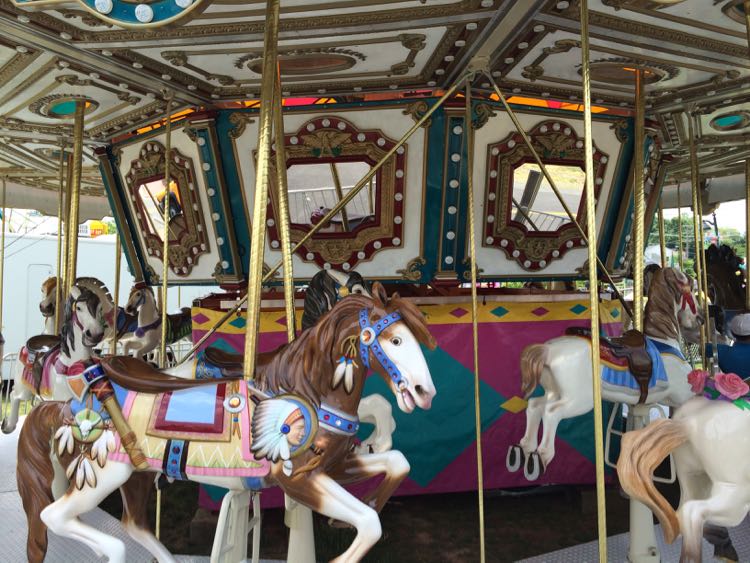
0,0,750,562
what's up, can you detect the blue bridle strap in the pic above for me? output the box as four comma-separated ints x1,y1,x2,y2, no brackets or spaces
358,308,405,389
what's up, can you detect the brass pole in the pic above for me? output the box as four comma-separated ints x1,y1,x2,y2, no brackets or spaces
484,73,633,321
329,163,350,232
633,68,645,331
687,111,707,367
744,0,750,59
65,101,85,296
274,72,296,342
177,74,469,365
746,161,750,310
55,143,66,332
464,83,486,563
159,91,174,370
0,177,6,335
63,151,73,294
580,2,607,559
243,0,281,380
658,201,667,269
677,183,684,270
112,232,121,353
696,163,711,350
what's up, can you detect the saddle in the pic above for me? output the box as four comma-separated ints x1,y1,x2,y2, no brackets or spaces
565,327,653,403
25,334,60,392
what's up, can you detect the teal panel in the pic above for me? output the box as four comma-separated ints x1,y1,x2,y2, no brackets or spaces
359,344,504,486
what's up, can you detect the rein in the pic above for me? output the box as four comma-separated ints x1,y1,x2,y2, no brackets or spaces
135,317,161,338
359,308,406,390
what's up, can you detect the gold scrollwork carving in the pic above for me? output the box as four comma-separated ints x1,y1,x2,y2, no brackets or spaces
228,113,255,139
397,257,426,281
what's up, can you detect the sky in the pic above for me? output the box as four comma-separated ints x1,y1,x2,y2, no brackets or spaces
663,199,747,234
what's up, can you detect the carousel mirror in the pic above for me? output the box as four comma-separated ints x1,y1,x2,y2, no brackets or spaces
483,120,609,271
510,162,585,232
124,141,209,276
286,160,377,232
265,116,406,269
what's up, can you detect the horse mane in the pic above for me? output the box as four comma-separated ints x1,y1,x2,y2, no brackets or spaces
301,270,338,331
41,276,58,295
644,267,684,340
60,285,100,357
258,285,435,406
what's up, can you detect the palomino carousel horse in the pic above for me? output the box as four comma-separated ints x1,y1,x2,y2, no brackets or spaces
618,373,750,563
506,266,702,480
1,278,116,434
17,285,436,563
117,282,191,358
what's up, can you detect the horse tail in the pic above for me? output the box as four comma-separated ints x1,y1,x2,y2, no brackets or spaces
16,401,66,562
617,418,687,543
520,344,547,399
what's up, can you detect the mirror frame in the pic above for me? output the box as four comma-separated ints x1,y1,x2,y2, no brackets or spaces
483,120,609,271
262,116,406,270
124,141,209,276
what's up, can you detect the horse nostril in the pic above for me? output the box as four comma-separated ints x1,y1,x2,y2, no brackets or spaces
415,385,426,397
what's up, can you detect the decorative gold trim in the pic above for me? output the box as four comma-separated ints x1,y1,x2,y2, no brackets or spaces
227,113,255,139
123,140,209,276
396,256,426,281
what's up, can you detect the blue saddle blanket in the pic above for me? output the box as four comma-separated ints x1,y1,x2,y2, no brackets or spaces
601,338,681,391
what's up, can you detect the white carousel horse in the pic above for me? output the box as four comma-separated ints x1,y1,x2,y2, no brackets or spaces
618,388,750,563
117,283,191,358
17,286,437,563
507,267,703,480
1,278,112,434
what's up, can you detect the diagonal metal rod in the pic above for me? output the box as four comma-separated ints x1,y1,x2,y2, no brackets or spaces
483,72,633,321
176,73,471,365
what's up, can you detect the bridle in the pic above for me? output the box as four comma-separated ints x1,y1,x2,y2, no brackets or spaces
358,308,406,391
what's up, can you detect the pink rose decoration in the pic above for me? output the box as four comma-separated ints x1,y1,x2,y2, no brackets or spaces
687,369,708,394
714,372,749,401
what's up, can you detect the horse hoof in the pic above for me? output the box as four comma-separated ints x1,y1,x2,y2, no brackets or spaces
506,445,524,473
1,419,14,434
524,452,542,481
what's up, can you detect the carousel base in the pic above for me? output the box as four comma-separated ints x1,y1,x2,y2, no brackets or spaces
0,417,281,563
517,516,750,562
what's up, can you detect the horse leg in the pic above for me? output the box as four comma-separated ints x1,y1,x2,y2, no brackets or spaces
536,398,586,472
2,379,31,433
678,484,749,563
280,472,383,563
40,461,134,562
519,396,545,455
328,450,410,512
120,471,175,563
355,394,396,454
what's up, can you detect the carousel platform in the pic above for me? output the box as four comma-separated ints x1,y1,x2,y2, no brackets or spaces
0,416,277,563
518,515,750,562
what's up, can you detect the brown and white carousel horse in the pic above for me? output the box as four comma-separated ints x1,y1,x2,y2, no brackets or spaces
506,267,703,480
17,284,436,563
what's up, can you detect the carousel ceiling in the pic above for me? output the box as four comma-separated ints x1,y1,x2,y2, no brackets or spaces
0,0,749,206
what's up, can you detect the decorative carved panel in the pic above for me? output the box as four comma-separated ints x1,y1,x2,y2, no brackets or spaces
264,116,406,270
483,120,609,271
124,141,209,276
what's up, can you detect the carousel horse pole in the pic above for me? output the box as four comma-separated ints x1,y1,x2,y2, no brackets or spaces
17,289,437,563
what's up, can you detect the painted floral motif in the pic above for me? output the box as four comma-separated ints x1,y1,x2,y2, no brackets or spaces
688,369,750,409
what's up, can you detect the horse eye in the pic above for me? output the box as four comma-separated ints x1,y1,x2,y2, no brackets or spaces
391,336,402,346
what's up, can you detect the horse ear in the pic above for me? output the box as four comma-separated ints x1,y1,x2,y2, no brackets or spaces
69,285,82,301
371,282,388,306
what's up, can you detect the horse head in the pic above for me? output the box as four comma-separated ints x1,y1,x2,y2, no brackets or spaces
39,276,59,317
125,282,152,315
646,266,703,342
61,284,105,355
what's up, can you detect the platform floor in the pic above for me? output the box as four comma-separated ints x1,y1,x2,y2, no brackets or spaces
518,513,750,562
0,416,278,563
